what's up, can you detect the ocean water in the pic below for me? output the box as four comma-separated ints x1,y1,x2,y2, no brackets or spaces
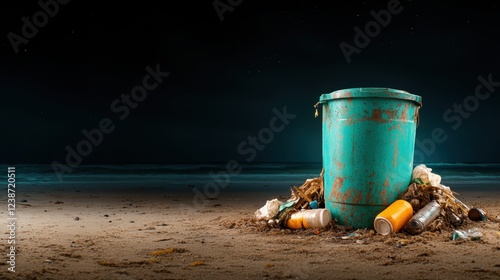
1,163,499,192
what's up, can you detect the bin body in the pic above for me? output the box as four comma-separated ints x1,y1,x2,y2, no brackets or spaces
320,88,422,229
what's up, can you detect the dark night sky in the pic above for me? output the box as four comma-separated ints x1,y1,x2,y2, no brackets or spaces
1,0,499,165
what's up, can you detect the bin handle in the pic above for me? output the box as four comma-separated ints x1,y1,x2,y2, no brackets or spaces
416,105,421,127
314,102,320,118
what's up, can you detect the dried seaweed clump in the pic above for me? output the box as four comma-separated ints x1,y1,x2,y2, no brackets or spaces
289,169,325,209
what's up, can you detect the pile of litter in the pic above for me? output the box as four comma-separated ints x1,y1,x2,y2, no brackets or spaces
400,164,471,231
250,164,491,241
254,170,329,229
289,169,325,209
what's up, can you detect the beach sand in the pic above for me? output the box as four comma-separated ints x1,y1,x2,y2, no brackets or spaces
1,186,500,280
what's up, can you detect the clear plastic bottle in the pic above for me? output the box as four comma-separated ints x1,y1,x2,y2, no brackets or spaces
451,228,482,240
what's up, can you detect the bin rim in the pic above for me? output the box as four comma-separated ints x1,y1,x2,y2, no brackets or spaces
319,88,422,105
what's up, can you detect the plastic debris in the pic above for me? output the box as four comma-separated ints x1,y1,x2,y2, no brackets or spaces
412,164,442,187
267,219,278,227
286,209,331,229
400,164,470,231
262,170,328,229
254,199,284,220
451,228,483,241
341,233,359,240
396,239,412,247
309,200,319,209
278,200,297,213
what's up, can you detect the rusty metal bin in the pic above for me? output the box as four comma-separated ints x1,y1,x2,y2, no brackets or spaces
319,88,422,229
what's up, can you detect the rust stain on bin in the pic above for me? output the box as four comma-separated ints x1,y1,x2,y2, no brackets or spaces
393,141,399,167
351,192,363,204
342,189,353,203
383,178,390,187
334,160,345,169
401,103,409,122
370,109,383,122
383,109,396,119
329,177,345,201
388,124,402,131
344,91,352,105
380,188,388,205
413,106,420,123
365,190,372,205
344,118,355,126
367,108,397,123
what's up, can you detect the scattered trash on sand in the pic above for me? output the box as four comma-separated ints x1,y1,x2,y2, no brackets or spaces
249,164,493,242
451,228,483,241
400,164,471,231
254,199,283,220
254,171,330,229
246,90,494,245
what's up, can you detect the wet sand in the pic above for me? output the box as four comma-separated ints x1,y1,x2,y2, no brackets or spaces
1,186,499,280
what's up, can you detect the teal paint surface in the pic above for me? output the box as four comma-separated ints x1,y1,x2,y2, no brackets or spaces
319,88,422,229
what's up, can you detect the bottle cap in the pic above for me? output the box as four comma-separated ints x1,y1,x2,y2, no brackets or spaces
309,200,319,209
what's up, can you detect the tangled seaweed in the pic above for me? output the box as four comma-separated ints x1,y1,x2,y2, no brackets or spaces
289,169,325,209
400,164,470,231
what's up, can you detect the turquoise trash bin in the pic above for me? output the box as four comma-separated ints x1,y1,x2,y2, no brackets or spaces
319,88,422,229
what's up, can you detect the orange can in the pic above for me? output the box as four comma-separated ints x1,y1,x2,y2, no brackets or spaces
374,200,413,235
